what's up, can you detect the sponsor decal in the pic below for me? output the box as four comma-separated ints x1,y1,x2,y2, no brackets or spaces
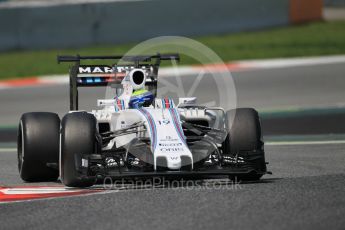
79,66,149,74
158,143,182,147
159,136,178,142
159,147,185,153
79,66,114,74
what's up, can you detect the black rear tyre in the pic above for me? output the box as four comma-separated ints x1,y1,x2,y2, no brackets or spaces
61,112,97,187
18,112,60,182
223,108,266,180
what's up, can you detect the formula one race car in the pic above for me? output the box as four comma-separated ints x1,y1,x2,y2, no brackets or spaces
17,53,269,187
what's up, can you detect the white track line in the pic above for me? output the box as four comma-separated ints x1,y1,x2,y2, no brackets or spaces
237,55,345,69
0,148,16,152
266,140,345,146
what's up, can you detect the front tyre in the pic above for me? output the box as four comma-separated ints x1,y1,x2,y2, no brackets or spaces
223,108,267,180
60,112,97,187
18,112,60,182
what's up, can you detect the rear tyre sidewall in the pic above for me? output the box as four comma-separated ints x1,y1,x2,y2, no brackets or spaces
61,112,97,187
18,112,60,182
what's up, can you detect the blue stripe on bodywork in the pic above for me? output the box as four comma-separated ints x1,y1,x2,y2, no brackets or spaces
169,108,186,144
138,108,157,151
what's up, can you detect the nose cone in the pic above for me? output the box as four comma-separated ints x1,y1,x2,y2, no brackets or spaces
155,154,193,170
167,155,182,170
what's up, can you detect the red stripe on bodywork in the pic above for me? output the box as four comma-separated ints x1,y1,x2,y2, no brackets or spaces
164,98,170,108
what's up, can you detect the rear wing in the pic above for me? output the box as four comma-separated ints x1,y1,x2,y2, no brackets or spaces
57,53,179,110
57,54,180,63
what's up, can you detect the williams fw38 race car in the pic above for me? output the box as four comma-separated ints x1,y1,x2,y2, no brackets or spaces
17,54,269,187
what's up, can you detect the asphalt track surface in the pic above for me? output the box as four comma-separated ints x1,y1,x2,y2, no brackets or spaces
0,143,345,230
0,62,345,229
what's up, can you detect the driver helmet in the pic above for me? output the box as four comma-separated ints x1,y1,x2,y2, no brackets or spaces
128,89,154,109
